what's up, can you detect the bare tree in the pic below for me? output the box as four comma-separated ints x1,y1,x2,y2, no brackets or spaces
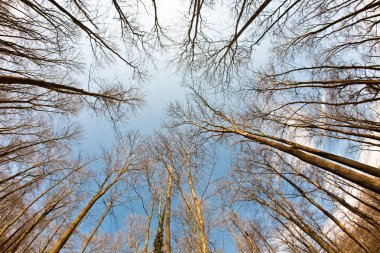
49,132,144,253
168,91,380,193
217,144,380,252
155,128,222,253
174,0,379,89
2,0,379,252
1,1,164,251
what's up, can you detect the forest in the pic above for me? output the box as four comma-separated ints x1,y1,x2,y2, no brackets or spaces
0,0,379,252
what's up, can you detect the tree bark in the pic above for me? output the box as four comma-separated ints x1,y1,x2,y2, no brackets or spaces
184,157,208,253
49,171,122,253
165,164,173,253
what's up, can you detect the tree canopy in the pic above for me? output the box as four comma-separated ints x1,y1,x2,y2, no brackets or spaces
1,0,379,252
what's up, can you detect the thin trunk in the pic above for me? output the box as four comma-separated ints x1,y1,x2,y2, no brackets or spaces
224,220,245,253
4,195,67,253
273,215,318,253
267,192,335,253
294,165,380,227
143,190,156,253
0,187,73,251
230,212,260,253
165,164,173,253
250,184,335,253
0,169,77,238
235,129,380,193
41,208,74,253
267,133,380,178
79,202,113,253
184,158,208,253
154,190,166,253
277,171,370,252
49,171,122,253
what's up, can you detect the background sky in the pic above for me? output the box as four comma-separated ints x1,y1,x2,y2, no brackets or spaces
77,59,185,154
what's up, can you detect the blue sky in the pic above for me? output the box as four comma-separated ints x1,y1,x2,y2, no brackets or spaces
77,62,184,153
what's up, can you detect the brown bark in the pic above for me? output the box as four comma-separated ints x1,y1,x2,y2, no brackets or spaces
79,202,113,253
232,128,380,194
184,156,208,253
142,190,156,253
253,189,336,253
274,169,370,252
0,167,78,238
165,164,173,253
49,168,124,253
0,75,122,101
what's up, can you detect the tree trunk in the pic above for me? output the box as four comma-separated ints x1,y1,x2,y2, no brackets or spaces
185,158,208,253
235,129,380,194
79,202,113,253
143,190,156,253
165,164,173,253
49,172,121,253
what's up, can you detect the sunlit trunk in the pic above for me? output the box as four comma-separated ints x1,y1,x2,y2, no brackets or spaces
79,202,113,253
49,171,122,253
184,157,208,253
143,190,156,253
165,164,173,253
